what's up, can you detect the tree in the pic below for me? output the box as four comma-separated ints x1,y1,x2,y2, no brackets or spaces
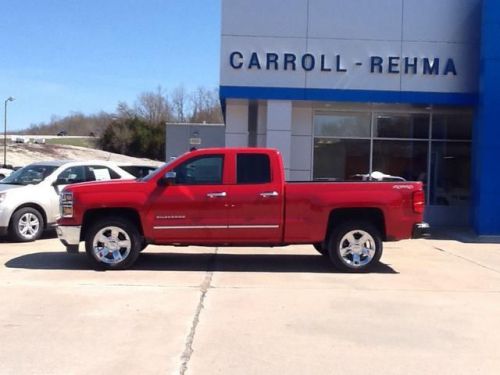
135,86,172,125
17,85,224,161
171,85,188,122
99,117,165,160
189,87,223,123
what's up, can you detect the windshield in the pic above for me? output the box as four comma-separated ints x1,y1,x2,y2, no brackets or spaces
0,165,58,185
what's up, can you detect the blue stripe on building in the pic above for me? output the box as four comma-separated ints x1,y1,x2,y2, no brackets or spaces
220,86,477,106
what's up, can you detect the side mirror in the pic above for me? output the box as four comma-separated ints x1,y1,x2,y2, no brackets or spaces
158,171,176,187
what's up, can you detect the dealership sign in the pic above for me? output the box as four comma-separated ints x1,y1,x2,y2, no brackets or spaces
229,51,458,76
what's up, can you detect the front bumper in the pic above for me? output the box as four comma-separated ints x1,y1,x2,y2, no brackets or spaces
413,222,430,238
56,225,81,253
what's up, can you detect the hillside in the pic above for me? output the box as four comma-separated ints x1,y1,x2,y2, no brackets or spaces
1,143,164,168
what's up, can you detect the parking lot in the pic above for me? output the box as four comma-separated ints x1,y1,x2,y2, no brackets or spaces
1,233,500,375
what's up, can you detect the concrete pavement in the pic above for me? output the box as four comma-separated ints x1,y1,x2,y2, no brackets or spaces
1,234,499,374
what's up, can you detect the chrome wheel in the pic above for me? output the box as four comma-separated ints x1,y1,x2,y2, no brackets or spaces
339,229,376,268
92,226,132,265
18,213,40,240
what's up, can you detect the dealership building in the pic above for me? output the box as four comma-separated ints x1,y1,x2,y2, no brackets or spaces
219,0,500,234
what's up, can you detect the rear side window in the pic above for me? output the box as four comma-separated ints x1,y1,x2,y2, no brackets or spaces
87,166,121,180
237,154,271,184
57,166,86,184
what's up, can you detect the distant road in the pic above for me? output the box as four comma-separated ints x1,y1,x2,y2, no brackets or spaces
8,135,94,140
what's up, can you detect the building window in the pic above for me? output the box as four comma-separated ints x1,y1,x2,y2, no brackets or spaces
313,108,472,206
374,114,429,139
372,140,428,182
313,112,371,180
313,139,370,180
315,112,371,137
432,114,472,140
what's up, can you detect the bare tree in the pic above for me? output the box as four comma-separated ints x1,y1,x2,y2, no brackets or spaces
134,86,172,125
171,85,189,122
116,101,135,119
17,85,223,138
189,87,223,123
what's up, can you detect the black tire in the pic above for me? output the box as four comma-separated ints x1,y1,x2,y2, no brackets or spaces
313,243,328,256
9,207,44,242
327,221,383,273
84,217,142,270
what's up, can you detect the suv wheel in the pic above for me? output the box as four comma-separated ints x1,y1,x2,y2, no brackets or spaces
85,217,142,270
9,207,44,242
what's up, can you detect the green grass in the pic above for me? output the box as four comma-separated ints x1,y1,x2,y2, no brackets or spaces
45,137,97,148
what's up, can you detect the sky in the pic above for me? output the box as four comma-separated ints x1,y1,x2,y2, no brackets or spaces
0,0,221,131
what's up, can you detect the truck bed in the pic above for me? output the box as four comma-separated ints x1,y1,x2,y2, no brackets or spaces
283,181,421,243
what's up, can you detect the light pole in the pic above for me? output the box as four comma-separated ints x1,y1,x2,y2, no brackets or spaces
3,96,15,167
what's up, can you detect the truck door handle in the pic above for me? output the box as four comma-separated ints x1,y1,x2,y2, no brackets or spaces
207,192,227,198
260,191,279,198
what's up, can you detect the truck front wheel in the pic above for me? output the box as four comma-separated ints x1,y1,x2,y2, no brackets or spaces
84,217,142,270
328,221,383,272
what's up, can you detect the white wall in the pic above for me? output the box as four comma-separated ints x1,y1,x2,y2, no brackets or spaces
225,102,248,147
291,107,313,180
266,101,292,178
220,0,481,93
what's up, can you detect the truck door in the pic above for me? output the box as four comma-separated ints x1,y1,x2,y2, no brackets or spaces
148,154,229,243
226,153,283,244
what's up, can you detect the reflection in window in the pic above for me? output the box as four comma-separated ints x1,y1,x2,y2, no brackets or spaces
58,166,86,184
430,142,471,206
313,139,370,180
373,141,428,182
312,109,472,207
174,155,223,185
432,114,472,140
374,114,429,139
314,112,371,138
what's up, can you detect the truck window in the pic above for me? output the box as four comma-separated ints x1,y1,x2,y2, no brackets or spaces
174,155,223,185
237,154,271,184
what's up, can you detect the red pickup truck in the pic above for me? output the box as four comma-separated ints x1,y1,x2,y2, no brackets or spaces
56,148,428,272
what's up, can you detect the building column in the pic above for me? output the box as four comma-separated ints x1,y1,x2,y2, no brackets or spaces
472,0,500,235
266,100,292,178
225,101,249,147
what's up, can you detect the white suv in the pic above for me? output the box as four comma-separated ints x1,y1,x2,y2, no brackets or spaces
0,160,134,242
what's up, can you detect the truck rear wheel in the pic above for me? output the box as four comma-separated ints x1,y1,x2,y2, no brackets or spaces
84,217,142,270
327,221,383,272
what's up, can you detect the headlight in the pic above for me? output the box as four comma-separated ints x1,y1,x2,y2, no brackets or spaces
0,192,6,204
60,191,74,218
